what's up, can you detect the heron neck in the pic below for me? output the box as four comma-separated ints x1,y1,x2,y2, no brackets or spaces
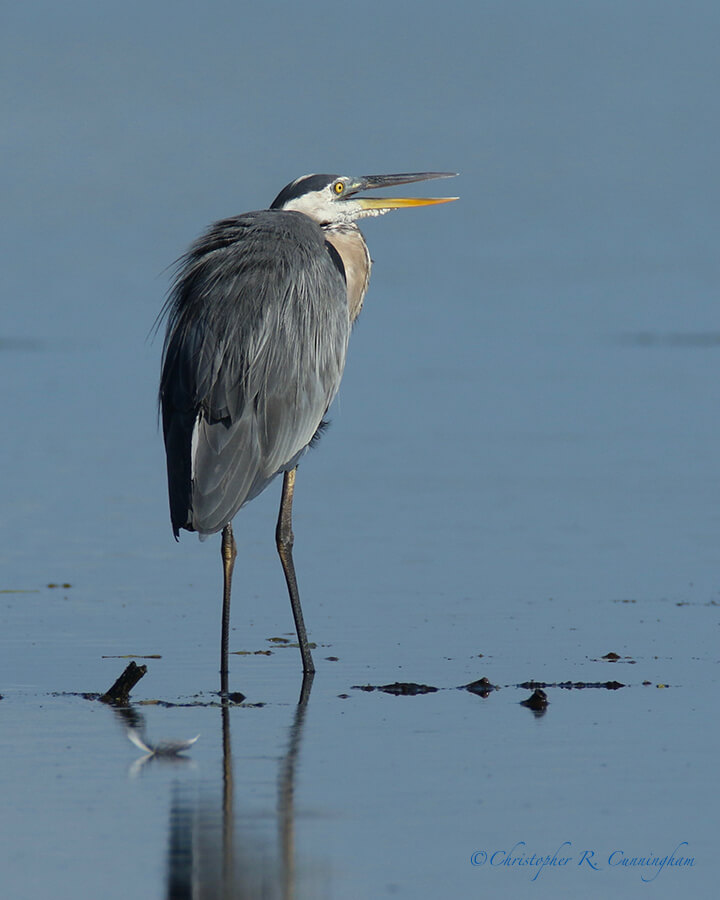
323,223,371,323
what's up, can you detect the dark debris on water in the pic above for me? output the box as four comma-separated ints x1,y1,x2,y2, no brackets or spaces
462,677,499,697
597,651,636,664
521,688,549,712
518,680,625,690
353,682,439,696
352,676,628,697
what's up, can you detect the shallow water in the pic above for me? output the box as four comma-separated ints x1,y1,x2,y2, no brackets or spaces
2,1,719,897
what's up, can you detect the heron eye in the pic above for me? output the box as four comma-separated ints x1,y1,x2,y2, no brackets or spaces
333,181,344,195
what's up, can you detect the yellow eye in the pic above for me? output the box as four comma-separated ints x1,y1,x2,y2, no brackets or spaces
333,181,344,195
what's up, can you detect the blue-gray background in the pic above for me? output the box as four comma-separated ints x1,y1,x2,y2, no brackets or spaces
1,2,718,897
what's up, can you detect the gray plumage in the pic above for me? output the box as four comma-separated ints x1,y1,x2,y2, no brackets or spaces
161,210,349,536
158,171,457,682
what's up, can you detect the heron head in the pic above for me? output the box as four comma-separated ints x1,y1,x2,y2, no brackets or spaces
270,172,458,225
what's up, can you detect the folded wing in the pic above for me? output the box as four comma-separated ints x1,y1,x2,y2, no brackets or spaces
160,210,350,536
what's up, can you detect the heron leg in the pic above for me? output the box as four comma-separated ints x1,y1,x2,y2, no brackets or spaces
220,522,237,696
276,467,315,674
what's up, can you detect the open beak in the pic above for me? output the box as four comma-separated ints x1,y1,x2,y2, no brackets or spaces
350,172,458,210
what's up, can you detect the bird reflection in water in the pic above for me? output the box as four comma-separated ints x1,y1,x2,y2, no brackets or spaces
127,729,200,777
164,675,324,899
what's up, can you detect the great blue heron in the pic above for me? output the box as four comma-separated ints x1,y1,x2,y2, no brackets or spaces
160,171,457,691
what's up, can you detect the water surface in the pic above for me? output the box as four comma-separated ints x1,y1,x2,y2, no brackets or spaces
2,2,718,896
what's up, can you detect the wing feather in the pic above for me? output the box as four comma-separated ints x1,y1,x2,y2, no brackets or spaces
160,211,349,536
